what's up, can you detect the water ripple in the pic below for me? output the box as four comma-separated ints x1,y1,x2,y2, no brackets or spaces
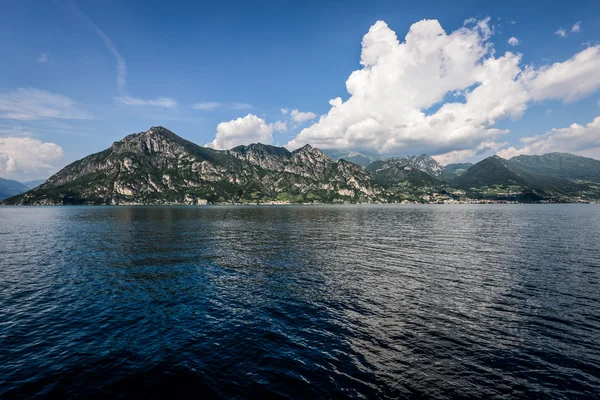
1,205,599,399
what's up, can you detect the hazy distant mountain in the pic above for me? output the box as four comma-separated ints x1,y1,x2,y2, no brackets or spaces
397,155,444,177
510,153,600,181
323,150,381,167
366,155,443,179
440,163,473,181
22,179,47,190
450,156,537,189
365,160,441,187
4,127,380,205
449,155,600,201
0,178,29,201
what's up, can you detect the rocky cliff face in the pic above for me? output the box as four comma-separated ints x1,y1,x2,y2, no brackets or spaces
365,155,442,187
386,155,443,177
6,127,381,205
228,143,381,201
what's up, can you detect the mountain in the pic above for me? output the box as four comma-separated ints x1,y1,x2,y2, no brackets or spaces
509,153,600,181
0,178,29,201
365,154,443,181
323,150,380,167
450,156,532,186
398,155,443,177
22,179,47,190
363,157,443,203
441,163,473,181
365,160,441,187
449,156,600,201
365,155,443,184
228,142,380,201
4,127,380,205
370,155,443,177
4,126,600,205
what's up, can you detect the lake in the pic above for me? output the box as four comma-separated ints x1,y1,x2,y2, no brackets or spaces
1,205,599,398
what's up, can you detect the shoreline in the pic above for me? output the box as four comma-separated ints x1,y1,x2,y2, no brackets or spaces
1,201,597,207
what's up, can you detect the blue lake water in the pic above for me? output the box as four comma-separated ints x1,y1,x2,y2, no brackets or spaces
1,205,600,399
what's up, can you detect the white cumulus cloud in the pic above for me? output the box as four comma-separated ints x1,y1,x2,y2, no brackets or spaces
285,19,600,163
555,28,568,38
0,88,93,120
288,19,525,155
497,116,600,160
291,109,317,123
207,114,287,150
0,137,64,180
508,37,519,46
526,45,600,102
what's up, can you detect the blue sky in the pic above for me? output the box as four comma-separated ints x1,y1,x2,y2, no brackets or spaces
1,0,600,180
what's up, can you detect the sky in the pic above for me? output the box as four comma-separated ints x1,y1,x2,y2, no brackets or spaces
1,0,600,180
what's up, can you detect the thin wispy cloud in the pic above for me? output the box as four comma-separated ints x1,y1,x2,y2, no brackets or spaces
192,102,222,111
231,102,252,110
0,88,93,120
0,126,37,137
555,28,567,38
571,21,582,33
37,52,50,63
191,102,252,111
66,1,177,109
115,96,178,108
65,1,127,92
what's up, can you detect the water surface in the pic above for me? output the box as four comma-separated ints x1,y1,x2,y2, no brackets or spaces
1,205,599,398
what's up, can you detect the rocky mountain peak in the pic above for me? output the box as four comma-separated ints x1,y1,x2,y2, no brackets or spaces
292,144,329,162
229,143,292,171
297,144,313,151
112,126,188,156
378,155,443,177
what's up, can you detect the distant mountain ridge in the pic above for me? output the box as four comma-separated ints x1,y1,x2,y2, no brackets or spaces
323,150,380,167
366,155,443,177
509,153,600,181
22,179,47,190
3,127,600,205
0,178,29,201
440,163,473,181
448,155,600,202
